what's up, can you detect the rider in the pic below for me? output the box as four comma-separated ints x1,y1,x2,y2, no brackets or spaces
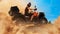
30,6,38,21
25,2,33,16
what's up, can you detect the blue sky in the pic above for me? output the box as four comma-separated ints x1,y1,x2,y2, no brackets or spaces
32,0,60,22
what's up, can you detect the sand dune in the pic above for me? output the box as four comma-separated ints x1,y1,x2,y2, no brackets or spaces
0,12,60,34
